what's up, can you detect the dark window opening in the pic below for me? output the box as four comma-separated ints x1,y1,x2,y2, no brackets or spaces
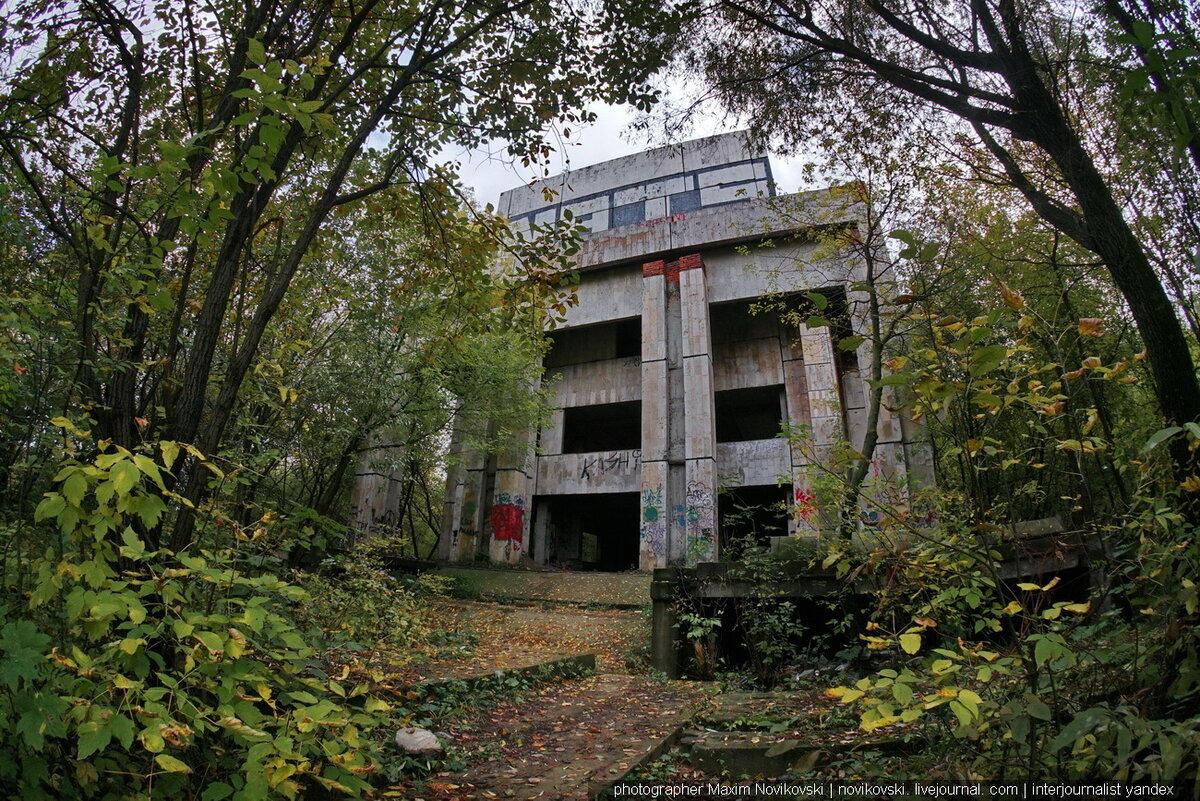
562,401,641,453
715,386,784,443
719,484,791,551
545,318,642,368
542,492,640,571
615,318,640,359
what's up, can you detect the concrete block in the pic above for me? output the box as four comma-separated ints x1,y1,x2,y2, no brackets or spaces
800,329,834,365
642,275,667,363
841,369,865,410
539,408,564,454
683,458,718,564
563,195,610,218
803,362,837,395
698,162,757,189
639,460,669,569
641,359,668,460
679,268,711,359
583,208,609,233
810,415,844,448
682,356,716,461
700,183,753,206
559,264,641,328
535,449,641,495
713,337,785,391
550,358,642,407
716,439,790,487
644,196,667,220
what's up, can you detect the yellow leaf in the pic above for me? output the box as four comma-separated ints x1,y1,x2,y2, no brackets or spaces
899,633,922,654
154,754,192,774
997,280,1025,310
1078,318,1104,337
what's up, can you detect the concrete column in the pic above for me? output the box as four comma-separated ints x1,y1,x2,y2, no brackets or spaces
795,323,845,532
444,457,486,562
640,265,670,569
488,456,534,565
348,438,405,545
679,256,718,564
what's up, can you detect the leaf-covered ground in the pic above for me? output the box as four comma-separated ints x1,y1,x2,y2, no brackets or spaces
388,597,648,683
404,673,708,800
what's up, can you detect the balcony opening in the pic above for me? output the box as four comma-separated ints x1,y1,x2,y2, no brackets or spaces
562,401,641,453
545,317,642,368
715,385,785,443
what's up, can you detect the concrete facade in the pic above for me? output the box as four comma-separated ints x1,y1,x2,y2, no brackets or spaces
440,132,932,570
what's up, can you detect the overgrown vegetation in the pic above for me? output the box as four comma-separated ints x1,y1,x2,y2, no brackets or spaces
2,0,1200,794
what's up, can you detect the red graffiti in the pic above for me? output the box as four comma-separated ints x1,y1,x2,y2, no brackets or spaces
490,504,524,542
794,488,816,520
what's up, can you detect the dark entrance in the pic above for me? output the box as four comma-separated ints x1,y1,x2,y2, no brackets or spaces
719,485,790,551
542,492,640,571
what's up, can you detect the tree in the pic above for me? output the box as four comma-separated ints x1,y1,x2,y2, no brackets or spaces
0,0,675,547
679,0,1200,494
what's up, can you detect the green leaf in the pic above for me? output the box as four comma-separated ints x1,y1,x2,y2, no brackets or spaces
155,754,193,773
247,38,266,65
838,335,864,351
803,291,828,310
1143,426,1183,453
110,460,139,494
1050,707,1108,753
62,472,87,507
34,493,65,522
874,372,916,387
1026,697,1052,721
898,632,922,654
969,345,1008,377
77,722,112,759
202,783,234,800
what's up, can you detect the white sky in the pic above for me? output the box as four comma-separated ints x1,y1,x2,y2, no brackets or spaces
449,103,811,209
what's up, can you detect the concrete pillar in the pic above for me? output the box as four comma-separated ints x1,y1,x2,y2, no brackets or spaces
679,256,718,564
443,455,486,562
798,322,844,531
639,265,670,569
348,444,403,545
650,569,681,678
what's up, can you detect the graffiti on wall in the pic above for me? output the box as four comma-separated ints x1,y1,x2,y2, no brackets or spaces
580,450,641,481
794,488,816,521
640,484,666,558
684,480,715,562
490,492,524,552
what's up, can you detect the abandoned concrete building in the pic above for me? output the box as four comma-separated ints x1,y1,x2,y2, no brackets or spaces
435,132,932,571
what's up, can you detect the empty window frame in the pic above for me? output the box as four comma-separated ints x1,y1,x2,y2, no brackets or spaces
544,318,641,368
561,400,642,453
715,385,785,443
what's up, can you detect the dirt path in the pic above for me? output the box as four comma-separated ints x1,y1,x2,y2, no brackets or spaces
421,673,707,800
390,598,648,683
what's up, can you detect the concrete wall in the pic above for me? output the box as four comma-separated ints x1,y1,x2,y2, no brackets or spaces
436,135,933,570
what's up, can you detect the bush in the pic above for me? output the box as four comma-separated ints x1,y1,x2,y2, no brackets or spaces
1,441,394,799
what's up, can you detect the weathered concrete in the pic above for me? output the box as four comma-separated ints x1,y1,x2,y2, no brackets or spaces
436,132,934,570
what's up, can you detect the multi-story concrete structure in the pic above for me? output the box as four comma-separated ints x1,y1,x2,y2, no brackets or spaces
439,132,931,570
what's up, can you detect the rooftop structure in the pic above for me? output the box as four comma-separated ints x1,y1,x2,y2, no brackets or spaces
436,132,932,570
